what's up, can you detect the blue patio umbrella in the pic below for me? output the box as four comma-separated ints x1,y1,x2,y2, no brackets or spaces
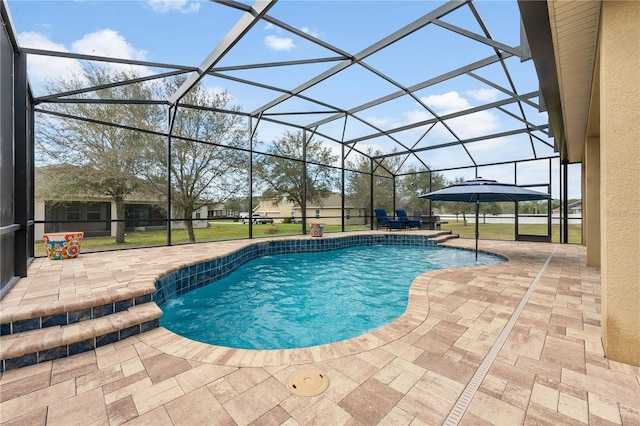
419,179,550,259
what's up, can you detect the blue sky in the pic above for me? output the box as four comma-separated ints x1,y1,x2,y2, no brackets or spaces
7,0,581,198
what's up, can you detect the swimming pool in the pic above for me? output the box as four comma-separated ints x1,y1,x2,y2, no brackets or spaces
160,244,504,350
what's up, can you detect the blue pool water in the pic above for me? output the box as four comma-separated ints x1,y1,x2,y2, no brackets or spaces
160,245,503,350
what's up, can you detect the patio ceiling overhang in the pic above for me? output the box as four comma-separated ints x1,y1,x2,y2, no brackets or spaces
519,0,601,164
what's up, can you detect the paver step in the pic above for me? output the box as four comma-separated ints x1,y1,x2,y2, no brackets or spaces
0,289,155,336
429,232,460,243
0,302,162,372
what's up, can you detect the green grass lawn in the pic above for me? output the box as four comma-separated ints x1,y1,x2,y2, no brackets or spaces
441,220,582,244
35,221,371,257
35,220,582,257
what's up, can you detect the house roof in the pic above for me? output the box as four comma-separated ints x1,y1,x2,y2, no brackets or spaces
568,200,582,210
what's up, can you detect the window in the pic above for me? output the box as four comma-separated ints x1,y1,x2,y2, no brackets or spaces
315,209,320,219
87,203,101,220
66,202,80,221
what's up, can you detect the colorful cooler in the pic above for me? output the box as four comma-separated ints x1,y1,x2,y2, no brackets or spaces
42,232,84,260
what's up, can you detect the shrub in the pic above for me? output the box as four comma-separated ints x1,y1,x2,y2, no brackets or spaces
265,225,280,234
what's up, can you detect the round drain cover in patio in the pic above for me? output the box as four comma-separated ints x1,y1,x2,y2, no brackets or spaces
287,369,329,396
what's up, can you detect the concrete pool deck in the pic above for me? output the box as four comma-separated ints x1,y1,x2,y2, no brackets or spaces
1,232,639,425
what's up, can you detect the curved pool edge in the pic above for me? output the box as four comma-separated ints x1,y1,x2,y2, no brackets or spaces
146,233,511,367
142,271,443,368
153,233,441,307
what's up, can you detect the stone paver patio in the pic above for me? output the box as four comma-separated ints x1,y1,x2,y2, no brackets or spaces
1,232,639,425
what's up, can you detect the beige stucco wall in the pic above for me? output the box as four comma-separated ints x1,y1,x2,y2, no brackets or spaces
255,197,295,223
599,1,640,366
583,137,600,268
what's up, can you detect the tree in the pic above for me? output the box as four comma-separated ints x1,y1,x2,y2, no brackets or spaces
146,77,248,243
396,166,446,214
254,131,338,213
345,149,448,220
222,197,245,218
345,147,401,214
441,177,475,225
481,202,502,216
344,151,373,215
36,66,161,243
506,200,550,215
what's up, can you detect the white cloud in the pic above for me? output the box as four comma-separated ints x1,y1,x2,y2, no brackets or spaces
19,29,153,90
71,29,147,61
404,109,433,124
422,91,470,114
401,91,500,140
355,90,504,143
364,115,395,128
146,0,200,14
465,88,500,102
72,29,152,76
444,111,500,139
19,31,84,85
264,34,295,51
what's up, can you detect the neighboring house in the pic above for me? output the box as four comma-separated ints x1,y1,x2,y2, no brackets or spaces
34,167,209,239
553,200,582,215
254,193,367,225
253,195,296,223
36,200,209,239
207,203,239,219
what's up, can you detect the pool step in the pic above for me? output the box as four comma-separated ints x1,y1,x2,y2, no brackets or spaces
0,302,162,372
429,230,460,243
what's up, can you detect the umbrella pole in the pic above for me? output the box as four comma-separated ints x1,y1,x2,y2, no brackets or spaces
475,198,480,260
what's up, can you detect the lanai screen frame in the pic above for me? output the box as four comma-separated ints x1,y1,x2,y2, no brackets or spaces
3,0,575,292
